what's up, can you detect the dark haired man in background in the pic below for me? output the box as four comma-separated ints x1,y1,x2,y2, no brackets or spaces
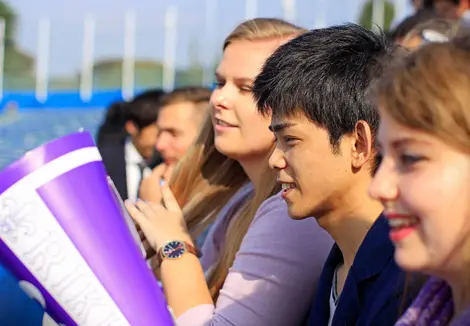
99,89,165,201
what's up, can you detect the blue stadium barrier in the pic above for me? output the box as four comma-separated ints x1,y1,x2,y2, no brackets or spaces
0,89,146,112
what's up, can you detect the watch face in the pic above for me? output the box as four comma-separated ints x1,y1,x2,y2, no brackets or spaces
162,241,186,259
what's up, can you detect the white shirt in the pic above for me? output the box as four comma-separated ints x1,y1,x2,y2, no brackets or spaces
328,287,337,326
328,264,340,326
124,139,151,201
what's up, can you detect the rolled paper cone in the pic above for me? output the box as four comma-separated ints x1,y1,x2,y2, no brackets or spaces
0,132,174,326
107,176,148,259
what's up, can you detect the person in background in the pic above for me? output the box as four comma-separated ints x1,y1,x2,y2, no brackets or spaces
252,24,421,325
96,89,165,148
389,9,439,44
370,36,470,325
139,87,211,202
99,89,165,201
429,0,460,18
127,18,333,326
457,0,470,21
400,17,459,48
96,101,129,148
155,87,212,165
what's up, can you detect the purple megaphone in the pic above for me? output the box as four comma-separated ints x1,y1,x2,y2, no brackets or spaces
0,132,174,326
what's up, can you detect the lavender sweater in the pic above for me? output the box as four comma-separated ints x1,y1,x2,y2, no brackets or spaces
176,184,333,326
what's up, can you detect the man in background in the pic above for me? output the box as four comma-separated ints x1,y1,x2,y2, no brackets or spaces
138,86,211,202
99,89,165,201
155,86,212,165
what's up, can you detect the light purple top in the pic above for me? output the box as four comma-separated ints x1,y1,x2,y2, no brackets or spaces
176,184,334,326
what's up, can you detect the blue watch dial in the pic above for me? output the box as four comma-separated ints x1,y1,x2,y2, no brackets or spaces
162,241,186,259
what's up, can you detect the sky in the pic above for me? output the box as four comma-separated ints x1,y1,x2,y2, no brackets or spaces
7,0,412,76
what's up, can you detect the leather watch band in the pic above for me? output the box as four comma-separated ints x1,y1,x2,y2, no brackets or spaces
157,241,200,266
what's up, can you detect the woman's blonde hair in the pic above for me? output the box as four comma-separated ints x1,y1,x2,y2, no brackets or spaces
375,36,470,152
168,18,306,300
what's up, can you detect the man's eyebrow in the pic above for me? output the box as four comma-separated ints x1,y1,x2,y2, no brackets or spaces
269,122,297,133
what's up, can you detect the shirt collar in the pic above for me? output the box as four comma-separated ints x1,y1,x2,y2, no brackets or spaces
326,214,394,282
124,138,144,165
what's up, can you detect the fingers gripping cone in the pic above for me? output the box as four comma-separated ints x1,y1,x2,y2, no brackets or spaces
0,132,174,325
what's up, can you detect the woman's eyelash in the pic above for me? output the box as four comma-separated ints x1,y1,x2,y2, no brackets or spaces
399,154,424,167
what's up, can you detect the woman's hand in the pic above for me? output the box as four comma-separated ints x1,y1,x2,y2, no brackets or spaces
126,182,193,252
139,163,174,203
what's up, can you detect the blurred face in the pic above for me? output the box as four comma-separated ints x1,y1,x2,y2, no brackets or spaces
434,0,459,18
156,101,202,164
412,0,423,10
457,0,470,16
369,110,470,276
130,124,158,160
268,114,368,220
211,39,285,162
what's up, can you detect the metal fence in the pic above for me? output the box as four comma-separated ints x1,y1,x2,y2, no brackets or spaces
1,0,410,105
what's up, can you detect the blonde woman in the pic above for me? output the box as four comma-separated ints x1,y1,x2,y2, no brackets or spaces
370,37,470,324
126,18,333,326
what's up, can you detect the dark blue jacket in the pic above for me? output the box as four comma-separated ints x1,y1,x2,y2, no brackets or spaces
308,215,419,326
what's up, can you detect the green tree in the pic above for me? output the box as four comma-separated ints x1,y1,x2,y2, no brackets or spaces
91,58,164,90
0,0,16,43
0,0,35,90
359,0,396,32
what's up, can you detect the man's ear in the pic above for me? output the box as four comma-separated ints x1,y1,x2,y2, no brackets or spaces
125,121,138,136
350,120,373,170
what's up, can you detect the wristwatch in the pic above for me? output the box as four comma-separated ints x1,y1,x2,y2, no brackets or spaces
157,240,200,266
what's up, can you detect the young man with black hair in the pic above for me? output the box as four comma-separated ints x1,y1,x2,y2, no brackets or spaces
252,24,421,325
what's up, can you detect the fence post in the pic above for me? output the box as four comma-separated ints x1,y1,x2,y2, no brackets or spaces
80,14,96,103
0,18,6,101
122,10,136,101
35,17,51,104
163,6,178,92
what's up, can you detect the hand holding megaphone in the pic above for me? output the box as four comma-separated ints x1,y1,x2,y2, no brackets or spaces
0,132,174,326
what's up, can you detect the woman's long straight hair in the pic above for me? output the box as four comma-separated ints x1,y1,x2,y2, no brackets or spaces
167,18,307,300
